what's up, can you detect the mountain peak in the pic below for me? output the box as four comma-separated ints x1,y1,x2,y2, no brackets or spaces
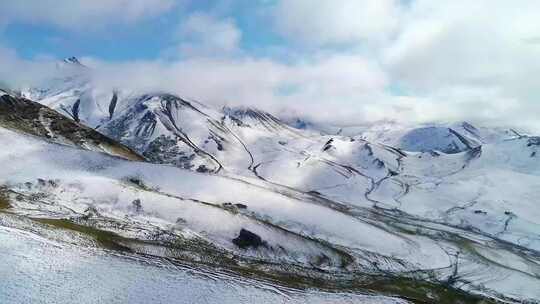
223,106,273,119
63,56,82,65
57,56,87,69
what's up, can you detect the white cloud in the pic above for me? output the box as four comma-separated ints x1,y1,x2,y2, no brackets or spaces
384,1,540,91
83,53,386,112
0,46,60,87
3,1,540,133
1,0,177,30
273,0,403,46
175,12,242,56
381,0,540,131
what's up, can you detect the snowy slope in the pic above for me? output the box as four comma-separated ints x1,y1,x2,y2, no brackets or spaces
0,224,410,304
1,124,539,303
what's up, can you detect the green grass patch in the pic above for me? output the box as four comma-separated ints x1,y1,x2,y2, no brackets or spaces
226,263,491,304
359,276,491,304
34,218,132,252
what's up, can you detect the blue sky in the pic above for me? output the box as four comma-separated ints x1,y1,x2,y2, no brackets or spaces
1,0,540,131
3,21,172,60
1,1,282,61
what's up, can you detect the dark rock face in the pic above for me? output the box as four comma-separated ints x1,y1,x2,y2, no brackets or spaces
143,135,196,169
196,165,210,173
127,177,145,188
232,229,264,249
222,203,248,210
527,137,540,147
466,146,483,160
372,158,385,169
322,138,334,152
0,94,144,161
462,122,479,136
109,92,118,119
429,150,441,157
131,199,143,213
72,99,81,122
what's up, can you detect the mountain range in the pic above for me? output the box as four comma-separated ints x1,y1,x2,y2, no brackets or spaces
1,58,539,303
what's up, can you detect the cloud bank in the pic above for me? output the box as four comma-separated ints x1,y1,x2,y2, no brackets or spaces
1,0,540,132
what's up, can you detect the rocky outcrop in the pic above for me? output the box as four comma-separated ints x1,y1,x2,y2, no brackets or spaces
0,94,144,161
232,229,265,249
527,137,540,147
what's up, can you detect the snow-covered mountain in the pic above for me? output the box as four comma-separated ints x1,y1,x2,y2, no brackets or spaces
2,58,540,303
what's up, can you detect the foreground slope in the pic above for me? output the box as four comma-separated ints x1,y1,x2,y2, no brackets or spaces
0,122,539,303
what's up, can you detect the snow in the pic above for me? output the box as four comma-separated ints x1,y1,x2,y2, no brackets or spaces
0,127,450,270
398,126,470,153
2,123,540,302
0,225,407,304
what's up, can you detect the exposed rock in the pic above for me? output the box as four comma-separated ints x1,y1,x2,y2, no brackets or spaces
527,137,540,147
143,135,195,169
222,202,248,210
175,217,187,225
0,94,144,161
109,92,118,119
127,177,144,188
131,199,143,213
196,165,210,173
429,150,441,157
462,122,480,138
83,206,100,218
322,138,334,152
232,228,265,249
37,178,47,187
363,144,374,156
372,159,385,169
48,179,59,188
64,56,84,66
72,99,81,122
466,146,483,160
